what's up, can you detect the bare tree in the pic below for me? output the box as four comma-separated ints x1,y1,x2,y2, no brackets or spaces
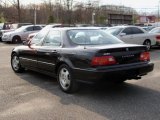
63,0,73,24
7,0,21,22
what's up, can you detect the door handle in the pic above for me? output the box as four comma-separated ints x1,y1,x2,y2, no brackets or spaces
45,50,57,55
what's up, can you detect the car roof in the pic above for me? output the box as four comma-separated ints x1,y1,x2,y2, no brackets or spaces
20,25,43,28
108,25,144,29
49,27,100,31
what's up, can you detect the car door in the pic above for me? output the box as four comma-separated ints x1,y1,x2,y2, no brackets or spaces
118,27,133,43
21,26,34,40
131,27,146,45
33,26,42,32
37,30,62,73
19,30,48,69
19,40,40,69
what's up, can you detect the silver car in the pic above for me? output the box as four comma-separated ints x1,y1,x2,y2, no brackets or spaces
2,25,42,43
106,26,157,50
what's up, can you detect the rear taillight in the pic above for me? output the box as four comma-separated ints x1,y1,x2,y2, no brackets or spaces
91,56,117,67
156,35,160,41
140,52,150,61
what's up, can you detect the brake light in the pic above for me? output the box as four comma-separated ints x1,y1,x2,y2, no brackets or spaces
156,35,160,41
91,56,117,66
140,52,150,61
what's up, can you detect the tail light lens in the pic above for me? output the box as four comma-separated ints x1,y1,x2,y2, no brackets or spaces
91,56,117,67
140,52,150,61
156,35,160,41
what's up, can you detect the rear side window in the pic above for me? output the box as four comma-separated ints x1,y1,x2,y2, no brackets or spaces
132,27,144,34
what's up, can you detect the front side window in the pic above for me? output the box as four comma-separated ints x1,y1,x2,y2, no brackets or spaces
67,29,123,45
26,27,33,31
122,28,133,35
43,30,61,46
34,26,42,31
31,30,49,45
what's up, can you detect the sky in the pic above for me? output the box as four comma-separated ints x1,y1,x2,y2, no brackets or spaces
23,0,159,10
100,0,159,9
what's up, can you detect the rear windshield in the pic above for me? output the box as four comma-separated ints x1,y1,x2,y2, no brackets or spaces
67,29,123,45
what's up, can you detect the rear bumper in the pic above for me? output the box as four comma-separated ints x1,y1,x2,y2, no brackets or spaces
73,62,154,83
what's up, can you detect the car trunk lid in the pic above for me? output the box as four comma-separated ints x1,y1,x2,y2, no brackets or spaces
87,44,148,66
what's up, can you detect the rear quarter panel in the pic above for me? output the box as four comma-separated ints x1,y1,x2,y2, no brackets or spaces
59,47,95,69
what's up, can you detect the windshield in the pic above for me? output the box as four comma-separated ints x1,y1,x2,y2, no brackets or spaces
106,27,123,36
149,28,160,33
15,26,26,32
67,29,123,45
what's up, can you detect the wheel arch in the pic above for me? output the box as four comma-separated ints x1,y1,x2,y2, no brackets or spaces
55,59,74,75
12,35,21,39
144,39,151,43
11,50,20,57
12,35,21,41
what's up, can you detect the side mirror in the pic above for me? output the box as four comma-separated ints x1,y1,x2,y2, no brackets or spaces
119,33,126,37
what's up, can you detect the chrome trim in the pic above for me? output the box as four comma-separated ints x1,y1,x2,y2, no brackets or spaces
37,61,55,66
20,57,55,66
20,57,37,62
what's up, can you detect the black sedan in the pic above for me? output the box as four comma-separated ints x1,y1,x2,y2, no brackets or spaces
11,28,154,93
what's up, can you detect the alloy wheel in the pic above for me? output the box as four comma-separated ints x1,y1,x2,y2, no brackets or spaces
59,68,71,90
144,40,151,50
12,55,20,71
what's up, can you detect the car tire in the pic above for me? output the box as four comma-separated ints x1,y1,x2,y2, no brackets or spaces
143,40,151,51
115,78,127,84
11,53,25,73
12,36,21,44
57,64,79,93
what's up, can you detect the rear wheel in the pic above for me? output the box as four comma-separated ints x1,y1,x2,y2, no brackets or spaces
143,40,151,51
57,64,79,93
11,53,24,73
12,36,21,44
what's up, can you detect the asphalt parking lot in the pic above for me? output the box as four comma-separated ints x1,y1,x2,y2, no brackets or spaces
0,42,160,120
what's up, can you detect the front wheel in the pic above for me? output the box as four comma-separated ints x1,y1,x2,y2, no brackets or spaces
57,64,79,93
12,36,21,44
115,78,127,84
143,40,151,51
11,53,24,73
